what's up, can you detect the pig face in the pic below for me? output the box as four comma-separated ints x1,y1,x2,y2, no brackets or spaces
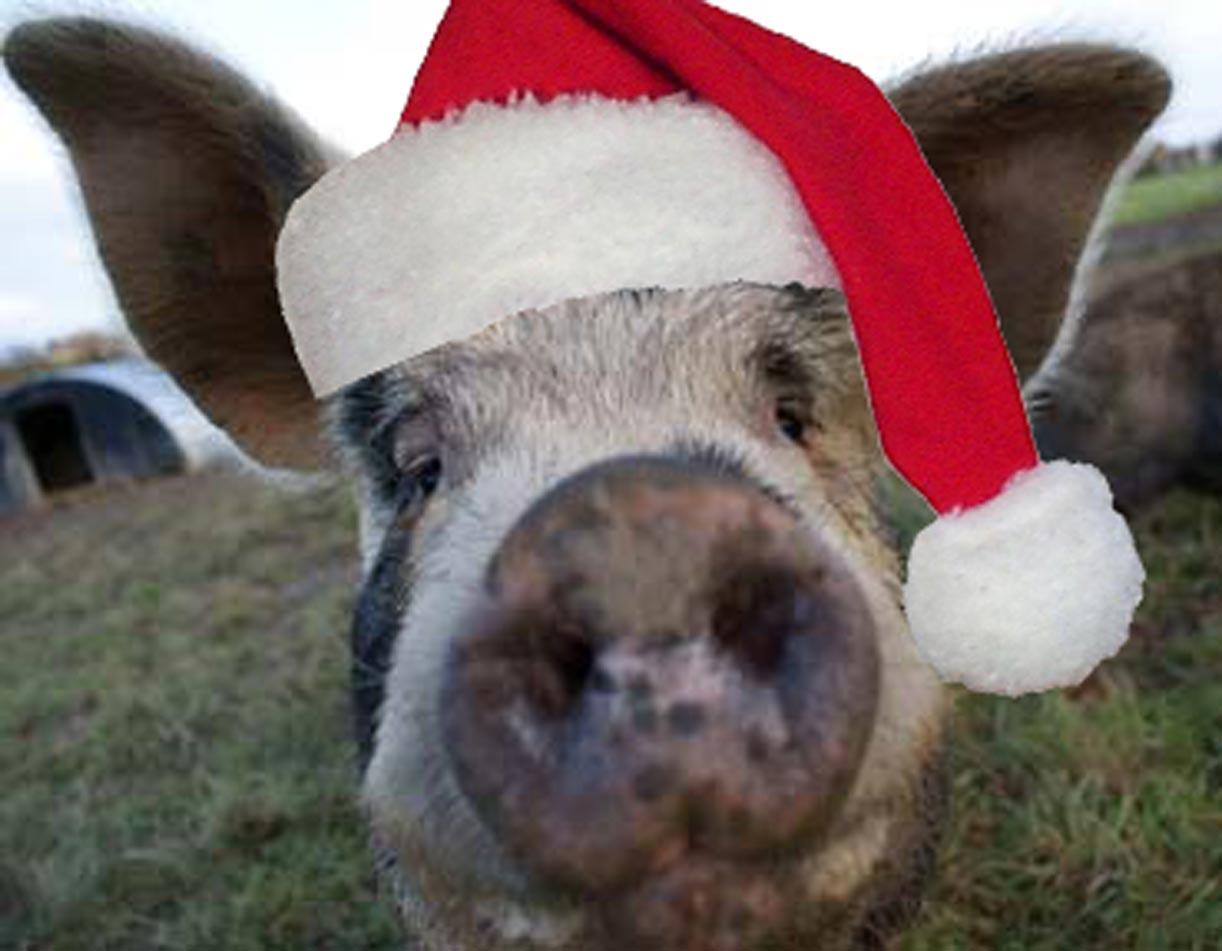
3,17,1169,950
335,284,945,949
1028,251,1222,511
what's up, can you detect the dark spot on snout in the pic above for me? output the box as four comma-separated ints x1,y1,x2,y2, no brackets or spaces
711,562,821,678
633,764,675,802
627,676,653,703
746,728,771,764
531,625,597,717
633,704,659,734
463,608,598,720
667,702,707,737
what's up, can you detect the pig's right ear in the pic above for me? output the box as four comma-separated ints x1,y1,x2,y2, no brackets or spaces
890,45,1171,380
2,18,338,469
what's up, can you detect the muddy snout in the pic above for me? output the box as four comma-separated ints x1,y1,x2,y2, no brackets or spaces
442,456,879,896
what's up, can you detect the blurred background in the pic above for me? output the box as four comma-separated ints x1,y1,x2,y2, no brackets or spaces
1,3,1220,950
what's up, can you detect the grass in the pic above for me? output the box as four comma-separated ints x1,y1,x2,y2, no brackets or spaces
3,468,1220,950
0,472,400,951
1111,162,1222,227
898,490,1222,951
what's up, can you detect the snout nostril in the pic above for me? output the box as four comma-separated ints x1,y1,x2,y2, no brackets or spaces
711,568,812,678
520,624,598,717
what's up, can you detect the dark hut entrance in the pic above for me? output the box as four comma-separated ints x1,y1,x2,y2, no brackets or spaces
15,401,94,492
0,360,223,515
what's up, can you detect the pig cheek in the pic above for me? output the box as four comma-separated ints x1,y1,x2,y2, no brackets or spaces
356,485,393,575
362,527,530,900
797,552,947,910
751,452,946,848
361,499,601,948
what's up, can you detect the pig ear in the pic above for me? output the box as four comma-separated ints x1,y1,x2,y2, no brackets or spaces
2,18,339,469
890,45,1170,379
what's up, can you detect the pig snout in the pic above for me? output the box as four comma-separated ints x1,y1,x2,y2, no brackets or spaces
1029,391,1184,513
441,455,879,940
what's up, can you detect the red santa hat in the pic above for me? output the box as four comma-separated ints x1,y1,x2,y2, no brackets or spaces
276,0,1144,695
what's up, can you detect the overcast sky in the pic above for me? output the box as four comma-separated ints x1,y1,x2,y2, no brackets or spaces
2,0,1220,351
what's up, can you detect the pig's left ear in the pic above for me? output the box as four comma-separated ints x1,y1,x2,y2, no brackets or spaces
3,18,336,469
890,45,1171,379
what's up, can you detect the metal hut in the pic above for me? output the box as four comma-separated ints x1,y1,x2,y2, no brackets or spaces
0,359,233,514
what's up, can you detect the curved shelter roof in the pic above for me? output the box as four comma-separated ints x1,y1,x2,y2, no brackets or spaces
0,359,236,513
29,359,234,466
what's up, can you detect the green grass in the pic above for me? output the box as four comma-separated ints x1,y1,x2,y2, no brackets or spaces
3,469,1220,950
883,476,1222,949
1112,162,1222,227
900,494,1222,951
0,472,400,951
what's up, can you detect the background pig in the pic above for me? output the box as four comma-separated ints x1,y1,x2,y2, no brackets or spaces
2,17,1170,951
1027,249,1222,511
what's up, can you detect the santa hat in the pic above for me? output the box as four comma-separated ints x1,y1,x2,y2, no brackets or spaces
276,0,1144,696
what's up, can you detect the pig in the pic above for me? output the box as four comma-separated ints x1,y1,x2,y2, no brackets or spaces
1027,249,1222,511
2,17,1170,951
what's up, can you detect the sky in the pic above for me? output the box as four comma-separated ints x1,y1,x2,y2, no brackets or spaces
1,0,1220,352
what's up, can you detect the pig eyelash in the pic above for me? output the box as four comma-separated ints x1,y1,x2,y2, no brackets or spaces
365,404,447,508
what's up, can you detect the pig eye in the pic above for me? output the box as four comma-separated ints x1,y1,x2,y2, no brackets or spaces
775,404,807,445
399,455,442,507
382,408,444,508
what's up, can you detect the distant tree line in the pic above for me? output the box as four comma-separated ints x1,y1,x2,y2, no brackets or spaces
0,331,134,388
1136,135,1222,178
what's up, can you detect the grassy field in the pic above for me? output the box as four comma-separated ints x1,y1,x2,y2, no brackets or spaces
0,473,400,951
2,466,1220,951
898,488,1222,950
1112,162,1222,227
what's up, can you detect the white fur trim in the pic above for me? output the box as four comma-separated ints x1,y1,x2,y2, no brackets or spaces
903,461,1144,696
277,94,838,396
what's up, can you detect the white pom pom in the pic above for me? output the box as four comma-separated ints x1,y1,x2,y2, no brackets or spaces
903,461,1144,695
